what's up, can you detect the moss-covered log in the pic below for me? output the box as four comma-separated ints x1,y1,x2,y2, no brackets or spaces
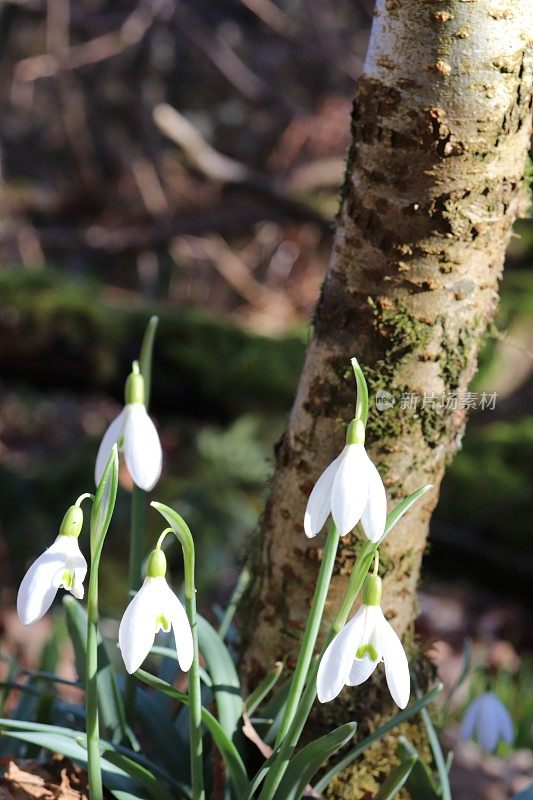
240,0,533,795
0,269,304,418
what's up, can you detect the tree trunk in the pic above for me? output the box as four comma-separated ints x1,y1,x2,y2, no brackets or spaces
241,0,532,792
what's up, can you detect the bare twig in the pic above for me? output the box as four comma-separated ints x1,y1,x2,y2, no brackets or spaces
14,5,153,82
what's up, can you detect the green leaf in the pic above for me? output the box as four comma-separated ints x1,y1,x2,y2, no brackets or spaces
0,726,140,797
139,315,159,408
135,669,248,797
314,684,442,793
373,756,417,800
274,722,357,800
134,685,188,781
244,662,284,716
382,485,433,540
197,615,243,741
396,737,440,800
102,748,178,800
63,596,129,745
91,445,119,559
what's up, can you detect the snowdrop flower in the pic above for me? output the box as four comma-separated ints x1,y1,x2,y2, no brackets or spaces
304,417,387,541
17,504,87,625
95,361,162,492
119,548,193,674
460,692,514,752
317,573,410,708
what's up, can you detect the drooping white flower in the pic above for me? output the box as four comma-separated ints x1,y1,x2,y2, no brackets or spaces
17,517,87,626
304,418,386,541
118,548,193,674
95,363,162,492
317,574,410,709
460,692,514,752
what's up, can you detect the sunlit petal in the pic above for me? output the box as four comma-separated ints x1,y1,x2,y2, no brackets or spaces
118,577,159,674
304,452,343,537
330,445,369,536
123,404,162,491
317,607,366,703
95,409,126,487
163,584,193,672
346,654,378,686
16,535,87,625
377,609,410,709
360,456,387,542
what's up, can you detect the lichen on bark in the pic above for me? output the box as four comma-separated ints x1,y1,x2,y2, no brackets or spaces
240,0,532,795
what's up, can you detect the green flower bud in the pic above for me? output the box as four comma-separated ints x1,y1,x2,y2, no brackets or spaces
363,573,382,606
125,361,145,405
346,417,365,446
147,548,167,578
59,505,84,538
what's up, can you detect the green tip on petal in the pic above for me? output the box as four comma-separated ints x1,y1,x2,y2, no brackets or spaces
125,363,145,405
356,643,379,661
363,574,382,606
59,505,84,538
147,548,167,578
346,417,366,445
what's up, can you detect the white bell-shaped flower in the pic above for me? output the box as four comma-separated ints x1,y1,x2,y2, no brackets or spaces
317,574,410,708
304,418,387,541
95,363,162,492
17,504,87,625
119,548,193,674
460,692,514,752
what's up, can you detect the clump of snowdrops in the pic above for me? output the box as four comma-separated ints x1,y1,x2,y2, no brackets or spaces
1,317,488,800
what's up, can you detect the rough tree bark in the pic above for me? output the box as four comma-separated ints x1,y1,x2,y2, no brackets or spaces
241,0,532,794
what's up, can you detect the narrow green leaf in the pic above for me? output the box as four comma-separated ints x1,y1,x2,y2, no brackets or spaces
197,615,243,741
102,748,177,800
314,684,442,793
135,669,248,797
139,315,159,408
396,737,440,800
244,662,284,716
218,566,250,641
413,675,452,800
135,685,188,781
372,756,417,800
382,485,433,539
274,722,357,800
63,596,129,745
91,445,119,559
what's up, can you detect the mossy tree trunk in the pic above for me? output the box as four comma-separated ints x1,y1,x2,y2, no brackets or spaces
240,0,532,794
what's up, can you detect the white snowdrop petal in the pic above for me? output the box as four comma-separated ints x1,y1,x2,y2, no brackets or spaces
95,409,126,486
123,404,162,491
346,655,378,686
330,445,369,536
378,610,410,709
317,607,366,703
118,578,159,674
304,452,343,537
476,699,500,752
360,456,387,543
16,535,76,625
164,585,194,672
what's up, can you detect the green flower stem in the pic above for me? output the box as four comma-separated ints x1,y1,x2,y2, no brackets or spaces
86,447,119,800
275,523,340,746
125,484,146,721
86,560,103,800
351,356,369,426
258,536,376,800
151,502,205,800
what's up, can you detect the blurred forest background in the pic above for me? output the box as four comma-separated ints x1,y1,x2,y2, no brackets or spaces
0,1,531,795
